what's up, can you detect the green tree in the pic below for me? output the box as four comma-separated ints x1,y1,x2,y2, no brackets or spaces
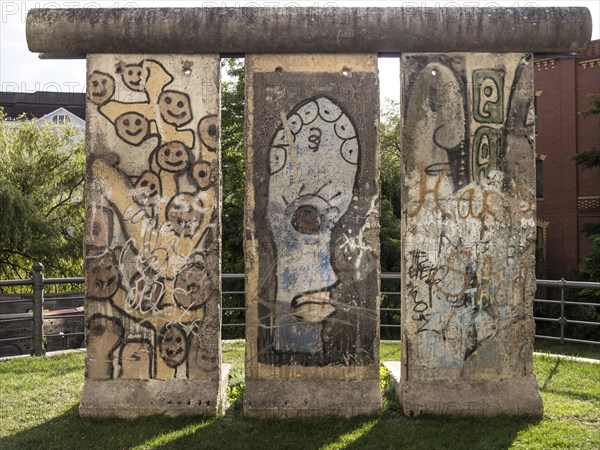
0,108,85,281
379,99,402,273
221,59,246,275
572,94,600,174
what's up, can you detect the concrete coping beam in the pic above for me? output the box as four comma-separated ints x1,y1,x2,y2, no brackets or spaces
27,7,592,58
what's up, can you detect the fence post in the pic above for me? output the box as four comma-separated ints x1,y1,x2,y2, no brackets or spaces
558,278,567,345
32,262,45,356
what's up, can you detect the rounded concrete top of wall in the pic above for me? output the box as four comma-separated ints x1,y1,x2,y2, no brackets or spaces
27,7,592,57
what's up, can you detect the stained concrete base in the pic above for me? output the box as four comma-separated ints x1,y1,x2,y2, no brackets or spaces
243,379,381,418
383,361,543,417
79,364,231,418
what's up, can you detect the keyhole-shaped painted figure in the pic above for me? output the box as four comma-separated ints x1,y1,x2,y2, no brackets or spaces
267,97,358,353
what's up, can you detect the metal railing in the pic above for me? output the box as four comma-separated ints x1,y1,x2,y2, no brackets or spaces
1,265,599,356
534,279,600,346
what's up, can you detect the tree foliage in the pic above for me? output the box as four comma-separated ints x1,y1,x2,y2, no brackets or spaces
379,99,402,273
221,59,246,275
0,108,85,280
572,94,600,173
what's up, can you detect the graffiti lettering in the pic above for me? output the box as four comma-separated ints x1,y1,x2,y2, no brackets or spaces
408,168,451,219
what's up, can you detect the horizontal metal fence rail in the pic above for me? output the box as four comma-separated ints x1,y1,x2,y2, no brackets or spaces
1,266,599,357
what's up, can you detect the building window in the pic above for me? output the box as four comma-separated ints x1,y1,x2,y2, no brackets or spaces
52,114,70,124
534,90,542,136
536,158,543,199
535,221,549,279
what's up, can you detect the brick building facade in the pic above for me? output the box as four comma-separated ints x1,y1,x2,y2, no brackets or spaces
535,40,600,279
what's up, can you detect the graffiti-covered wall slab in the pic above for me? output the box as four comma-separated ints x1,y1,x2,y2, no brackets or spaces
244,54,381,417
80,54,228,418
400,53,543,416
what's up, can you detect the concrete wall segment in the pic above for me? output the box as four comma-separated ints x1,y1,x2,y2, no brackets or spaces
27,7,592,56
81,53,226,417
243,53,381,417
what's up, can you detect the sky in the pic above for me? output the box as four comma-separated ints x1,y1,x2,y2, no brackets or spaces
1,0,598,106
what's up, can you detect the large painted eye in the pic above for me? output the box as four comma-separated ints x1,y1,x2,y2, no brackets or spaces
269,146,287,175
291,205,322,235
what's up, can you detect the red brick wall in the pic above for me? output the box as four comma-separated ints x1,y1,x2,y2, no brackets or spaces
535,41,600,279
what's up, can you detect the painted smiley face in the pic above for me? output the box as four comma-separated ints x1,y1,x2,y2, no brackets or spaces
87,252,120,299
166,193,205,237
159,324,188,368
87,71,115,105
198,114,219,151
133,171,161,207
156,141,191,173
120,64,148,92
174,264,210,309
115,112,150,146
158,90,193,127
191,160,213,190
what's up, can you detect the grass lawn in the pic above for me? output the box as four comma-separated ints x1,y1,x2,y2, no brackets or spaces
0,341,598,450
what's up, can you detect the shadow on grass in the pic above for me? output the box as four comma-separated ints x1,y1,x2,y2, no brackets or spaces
345,414,541,450
152,409,540,450
0,404,213,450
0,398,541,450
540,358,561,390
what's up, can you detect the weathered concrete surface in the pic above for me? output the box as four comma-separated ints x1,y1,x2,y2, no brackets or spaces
80,364,231,418
384,361,542,416
244,379,381,418
81,54,225,417
27,7,592,57
244,54,381,417
400,53,543,416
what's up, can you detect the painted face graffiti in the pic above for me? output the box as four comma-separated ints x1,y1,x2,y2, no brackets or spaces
120,64,148,92
87,71,115,105
156,141,191,173
198,114,219,151
87,56,221,380
115,112,150,146
87,252,120,299
120,340,152,379
191,161,213,190
267,97,358,352
159,324,188,368
174,264,210,309
166,193,205,237
158,90,193,127
133,171,161,207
